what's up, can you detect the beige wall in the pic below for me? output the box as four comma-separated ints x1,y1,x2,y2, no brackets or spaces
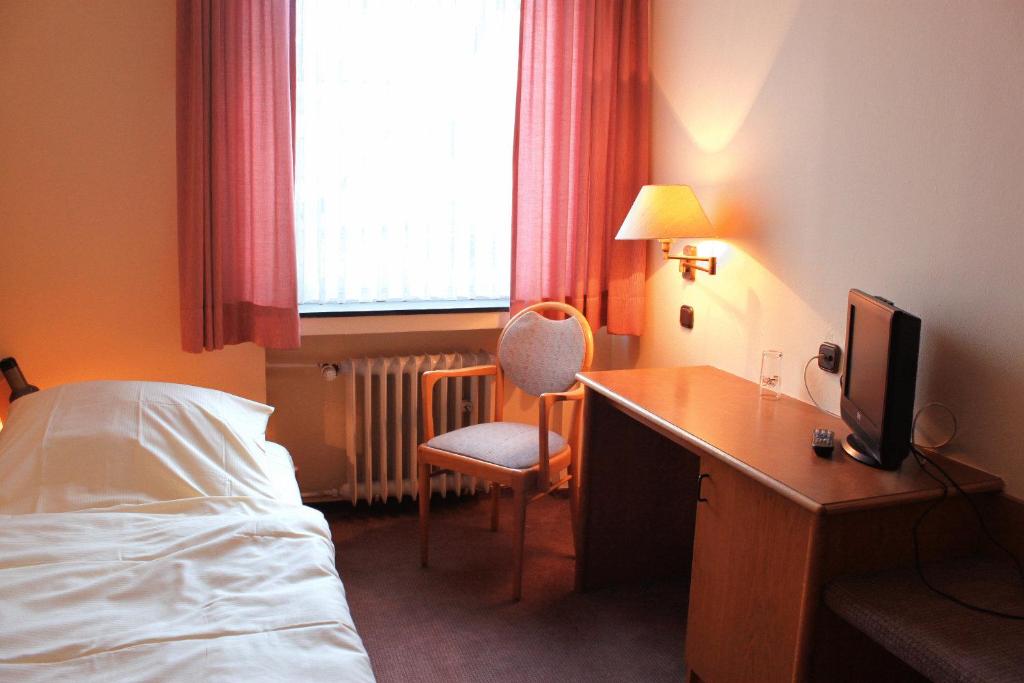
0,0,266,409
606,1,1024,493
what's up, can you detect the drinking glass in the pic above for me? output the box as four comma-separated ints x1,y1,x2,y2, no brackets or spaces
759,350,783,400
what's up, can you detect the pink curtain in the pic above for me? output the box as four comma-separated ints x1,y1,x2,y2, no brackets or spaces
511,0,650,336
176,0,300,352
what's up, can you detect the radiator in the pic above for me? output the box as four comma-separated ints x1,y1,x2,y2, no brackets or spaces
331,350,494,504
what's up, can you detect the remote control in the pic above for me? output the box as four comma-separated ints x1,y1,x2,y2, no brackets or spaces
812,428,834,457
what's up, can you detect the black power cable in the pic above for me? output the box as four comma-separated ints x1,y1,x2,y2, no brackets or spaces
910,444,1024,620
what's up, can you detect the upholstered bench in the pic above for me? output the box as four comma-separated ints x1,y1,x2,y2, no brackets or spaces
823,558,1024,682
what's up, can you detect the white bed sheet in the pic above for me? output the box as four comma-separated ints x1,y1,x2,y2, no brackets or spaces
0,496,374,682
0,381,373,682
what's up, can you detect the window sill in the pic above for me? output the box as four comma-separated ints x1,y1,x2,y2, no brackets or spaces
299,308,510,336
299,299,509,316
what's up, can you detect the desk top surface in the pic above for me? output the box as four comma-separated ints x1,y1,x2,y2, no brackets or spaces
577,366,1003,513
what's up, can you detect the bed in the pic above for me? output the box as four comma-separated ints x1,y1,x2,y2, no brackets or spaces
0,380,374,682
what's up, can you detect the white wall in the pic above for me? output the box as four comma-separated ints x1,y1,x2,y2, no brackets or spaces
610,0,1024,494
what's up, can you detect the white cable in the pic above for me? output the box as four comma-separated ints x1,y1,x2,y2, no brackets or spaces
912,402,958,450
803,354,840,418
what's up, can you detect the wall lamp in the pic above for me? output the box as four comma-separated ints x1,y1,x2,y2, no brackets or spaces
615,185,716,281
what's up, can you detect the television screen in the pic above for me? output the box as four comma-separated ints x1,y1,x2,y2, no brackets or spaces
844,301,890,434
840,290,921,470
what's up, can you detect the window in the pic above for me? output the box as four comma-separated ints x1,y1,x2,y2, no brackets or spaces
295,0,521,314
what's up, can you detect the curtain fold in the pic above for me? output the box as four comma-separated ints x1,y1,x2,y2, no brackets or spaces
177,0,300,352
511,0,650,335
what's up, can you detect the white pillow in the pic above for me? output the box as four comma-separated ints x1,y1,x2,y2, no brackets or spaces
263,441,303,506
0,381,286,513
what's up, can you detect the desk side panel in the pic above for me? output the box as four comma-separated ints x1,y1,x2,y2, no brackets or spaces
985,493,1024,561
576,388,700,590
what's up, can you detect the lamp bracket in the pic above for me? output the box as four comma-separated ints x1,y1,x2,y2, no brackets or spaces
662,243,717,281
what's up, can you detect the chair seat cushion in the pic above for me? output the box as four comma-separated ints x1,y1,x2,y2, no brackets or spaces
426,422,567,470
824,557,1024,683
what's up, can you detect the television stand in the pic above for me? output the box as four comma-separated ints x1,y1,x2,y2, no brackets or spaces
841,433,898,469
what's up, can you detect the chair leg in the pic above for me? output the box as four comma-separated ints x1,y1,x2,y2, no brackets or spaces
418,462,430,567
490,482,501,532
511,482,527,601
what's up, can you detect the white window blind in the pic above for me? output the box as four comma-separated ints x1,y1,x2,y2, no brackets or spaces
295,0,520,313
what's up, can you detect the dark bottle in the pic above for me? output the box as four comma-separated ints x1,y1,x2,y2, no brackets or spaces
0,357,39,402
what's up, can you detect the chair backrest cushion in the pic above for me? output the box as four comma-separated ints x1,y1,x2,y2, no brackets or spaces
498,311,586,397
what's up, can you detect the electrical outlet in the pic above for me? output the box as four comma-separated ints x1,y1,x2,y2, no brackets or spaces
818,342,841,373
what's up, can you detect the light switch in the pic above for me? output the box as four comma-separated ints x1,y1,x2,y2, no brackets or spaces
680,305,694,329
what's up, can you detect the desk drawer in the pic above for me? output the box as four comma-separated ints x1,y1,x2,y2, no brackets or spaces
685,456,818,683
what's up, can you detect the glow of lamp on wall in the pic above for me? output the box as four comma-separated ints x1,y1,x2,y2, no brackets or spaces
615,185,717,281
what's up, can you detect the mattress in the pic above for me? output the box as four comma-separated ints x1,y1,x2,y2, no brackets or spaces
0,381,374,682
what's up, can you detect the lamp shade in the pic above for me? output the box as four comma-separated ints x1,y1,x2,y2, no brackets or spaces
615,185,713,240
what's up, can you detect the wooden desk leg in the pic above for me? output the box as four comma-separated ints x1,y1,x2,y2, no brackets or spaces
575,389,701,591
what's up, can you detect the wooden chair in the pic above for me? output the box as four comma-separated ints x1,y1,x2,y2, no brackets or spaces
417,302,595,601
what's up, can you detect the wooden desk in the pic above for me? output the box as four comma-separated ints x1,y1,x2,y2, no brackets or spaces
575,366,1003,683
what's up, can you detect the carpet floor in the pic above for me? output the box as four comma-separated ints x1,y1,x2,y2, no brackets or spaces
322,493,689,683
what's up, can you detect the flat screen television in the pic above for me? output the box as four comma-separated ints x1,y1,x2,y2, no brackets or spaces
840,289,921,470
